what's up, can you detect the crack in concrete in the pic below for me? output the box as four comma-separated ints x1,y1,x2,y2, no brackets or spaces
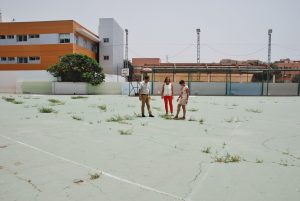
184,162,202,198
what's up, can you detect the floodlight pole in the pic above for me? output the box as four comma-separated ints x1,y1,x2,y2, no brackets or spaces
266,29,272,96
196,28,201,63
125,29,128,69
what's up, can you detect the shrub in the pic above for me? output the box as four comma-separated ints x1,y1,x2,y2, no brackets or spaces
47,53,105,85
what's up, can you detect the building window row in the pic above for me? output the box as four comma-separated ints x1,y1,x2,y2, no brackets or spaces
0,56,40,64
104,56,109,60
0,34,40,42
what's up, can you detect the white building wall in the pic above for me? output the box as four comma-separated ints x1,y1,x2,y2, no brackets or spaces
99,18,124,75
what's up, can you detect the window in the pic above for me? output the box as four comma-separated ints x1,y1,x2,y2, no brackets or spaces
8,57,15,61
104,56,109,60
29,56,40,61
0,35,6,39
59,33,70,43
29,34,40,38
17,57,28,63
1,57,7,61
17,35,28,42
7,35,14,39
75,36,79,44
103,38,109,43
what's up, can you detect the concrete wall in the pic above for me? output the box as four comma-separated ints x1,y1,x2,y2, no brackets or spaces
99,18,124,75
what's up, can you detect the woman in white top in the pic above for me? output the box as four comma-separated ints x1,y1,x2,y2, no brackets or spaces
161,76,174,115
174,80,189,120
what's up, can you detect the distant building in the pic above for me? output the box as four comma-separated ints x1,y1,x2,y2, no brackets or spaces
99,18,124,75
274,59,300,82
132,58,267,82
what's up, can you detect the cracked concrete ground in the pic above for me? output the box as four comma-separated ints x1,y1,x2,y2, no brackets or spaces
0,94,299,201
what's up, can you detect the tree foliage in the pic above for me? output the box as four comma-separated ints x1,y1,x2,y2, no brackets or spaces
47,54,105,85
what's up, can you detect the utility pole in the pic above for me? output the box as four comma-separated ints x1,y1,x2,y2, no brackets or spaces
196,28,201,63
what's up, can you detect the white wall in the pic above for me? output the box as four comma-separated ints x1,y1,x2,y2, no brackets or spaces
0,70,56,93
99,18,124,75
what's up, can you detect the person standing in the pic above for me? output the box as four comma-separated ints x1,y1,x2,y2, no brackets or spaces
161,76,174,115
139,75,154,117
174,80,189,120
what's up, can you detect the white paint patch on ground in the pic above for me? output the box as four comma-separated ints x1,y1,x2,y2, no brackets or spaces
0,94,299,201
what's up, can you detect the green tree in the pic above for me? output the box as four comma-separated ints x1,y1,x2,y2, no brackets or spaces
47,54,105,85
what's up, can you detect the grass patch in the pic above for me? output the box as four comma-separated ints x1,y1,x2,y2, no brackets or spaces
106,114,134,124
153,106,162,111
159,114,173,120
256,159,264,163
224,117,241,123
199,118,205,124
214,153,242,163
48,99,65,105
118,129,133,135
188,108,199,112
71,96,88,99
38,107,54,113
72,115,83,121
89,173,100,180
98,104,107,112
245,108,263,113
202,147,211,154
188,116,197,121
2,96,23,104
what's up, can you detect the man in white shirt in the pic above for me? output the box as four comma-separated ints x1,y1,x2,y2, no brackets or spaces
139,75,154,117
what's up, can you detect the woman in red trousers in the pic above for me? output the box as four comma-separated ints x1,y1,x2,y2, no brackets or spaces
161,76,174,115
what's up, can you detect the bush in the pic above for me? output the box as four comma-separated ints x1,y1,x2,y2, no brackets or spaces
47,54,105,85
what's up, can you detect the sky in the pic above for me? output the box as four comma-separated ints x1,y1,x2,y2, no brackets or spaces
1,0,300,63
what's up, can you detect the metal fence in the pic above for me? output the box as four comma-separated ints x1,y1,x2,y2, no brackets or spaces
140,67,300,96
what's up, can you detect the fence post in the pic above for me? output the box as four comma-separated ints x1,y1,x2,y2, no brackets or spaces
261,70,264,96
266,70,269,96
298,76,300,96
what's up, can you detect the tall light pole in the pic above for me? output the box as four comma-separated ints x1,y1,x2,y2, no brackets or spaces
196,28,201,63
125,29,128,69
268,29,272,67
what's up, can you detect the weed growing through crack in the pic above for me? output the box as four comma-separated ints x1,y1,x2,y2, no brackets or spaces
90,173,100,180
38,107,55,113
202,147,211,154
188,108,199,112
245,108,263,113
256,159,264,163
106,114,134,124
48,99,65,105
224,117,241,123
279,159,288,166
2,96,23,104
71,96,88,99
98,104,107,112
199,118,205,124
118,129,133,135
214,153,242,163
159,114,173,120
153,106,162,111
72,115,83,121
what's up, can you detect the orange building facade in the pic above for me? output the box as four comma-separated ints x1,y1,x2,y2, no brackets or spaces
0,20,99,71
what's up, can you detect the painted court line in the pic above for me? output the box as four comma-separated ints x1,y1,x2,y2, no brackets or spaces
0,134,185,201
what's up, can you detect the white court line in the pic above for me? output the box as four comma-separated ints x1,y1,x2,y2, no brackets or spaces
0,134,185,201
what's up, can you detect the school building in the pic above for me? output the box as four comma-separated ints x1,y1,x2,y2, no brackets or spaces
0,18,124,93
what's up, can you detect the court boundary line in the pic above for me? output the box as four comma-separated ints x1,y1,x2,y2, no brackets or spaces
0,134,186,201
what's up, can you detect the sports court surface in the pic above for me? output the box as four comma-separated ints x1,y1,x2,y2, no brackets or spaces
0,94,299,201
